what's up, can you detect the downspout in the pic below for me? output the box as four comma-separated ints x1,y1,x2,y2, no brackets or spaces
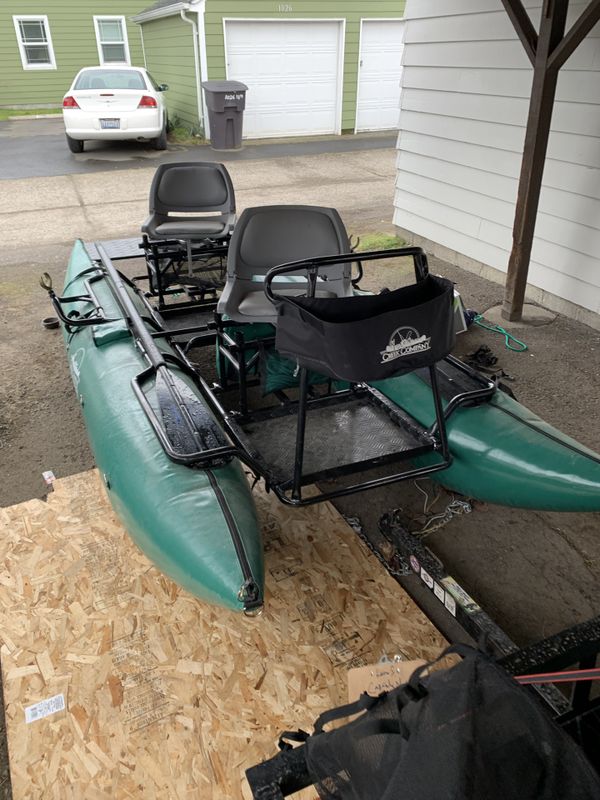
196,0,210,139
180,8,204,135
139,25,147,69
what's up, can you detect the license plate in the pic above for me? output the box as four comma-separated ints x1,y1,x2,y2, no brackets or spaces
100,118,120,129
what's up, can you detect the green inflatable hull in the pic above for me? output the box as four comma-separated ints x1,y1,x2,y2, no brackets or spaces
374,373,600,512
61,240,264,611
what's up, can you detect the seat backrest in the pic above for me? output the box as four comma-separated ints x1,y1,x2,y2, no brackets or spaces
148,162,235,216
90,78,106,89
226,205,351,283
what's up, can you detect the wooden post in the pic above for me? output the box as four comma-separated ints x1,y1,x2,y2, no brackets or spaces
502,0,568,321
501,0,600,321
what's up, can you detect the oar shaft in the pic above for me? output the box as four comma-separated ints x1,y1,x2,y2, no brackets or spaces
96,243,166,369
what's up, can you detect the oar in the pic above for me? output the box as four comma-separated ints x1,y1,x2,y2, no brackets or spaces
96,244,228,458
154,366,228,456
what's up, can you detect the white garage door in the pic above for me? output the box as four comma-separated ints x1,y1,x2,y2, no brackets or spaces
224,20,342,138
356,20,405,132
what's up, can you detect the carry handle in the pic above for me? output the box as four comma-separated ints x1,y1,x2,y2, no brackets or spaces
264,246,430,304
313,692,380,734
408,642,480,692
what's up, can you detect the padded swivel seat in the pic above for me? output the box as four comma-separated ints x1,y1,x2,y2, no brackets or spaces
217,205,353,325
142,161,235,244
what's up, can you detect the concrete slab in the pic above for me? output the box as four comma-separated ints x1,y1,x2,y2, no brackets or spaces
0,149,398,249
484,303,557,328
0,175,79,214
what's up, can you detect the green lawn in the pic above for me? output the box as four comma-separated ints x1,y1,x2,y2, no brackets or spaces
0,108,61,120
355,233,406,251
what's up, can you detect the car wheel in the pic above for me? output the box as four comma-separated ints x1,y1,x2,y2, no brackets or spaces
66,135,84,154
153,121,168,151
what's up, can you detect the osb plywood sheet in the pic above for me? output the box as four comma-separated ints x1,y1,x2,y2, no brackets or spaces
0,470,445,799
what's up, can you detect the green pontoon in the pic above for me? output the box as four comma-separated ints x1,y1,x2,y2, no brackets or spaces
46,240,263,613
43,197,600,612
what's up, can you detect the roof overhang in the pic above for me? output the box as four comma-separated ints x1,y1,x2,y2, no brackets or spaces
132,1,202,24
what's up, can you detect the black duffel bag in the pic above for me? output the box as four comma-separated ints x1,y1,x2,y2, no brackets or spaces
272,275,455,383
301,644,600,800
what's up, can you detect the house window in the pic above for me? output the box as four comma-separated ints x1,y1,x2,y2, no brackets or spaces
93,16,130,65
13,15,56,70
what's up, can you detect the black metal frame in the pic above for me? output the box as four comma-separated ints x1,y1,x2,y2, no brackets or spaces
139,233,229,309
209,247,496,505
45,241,498,510
259,248,452,504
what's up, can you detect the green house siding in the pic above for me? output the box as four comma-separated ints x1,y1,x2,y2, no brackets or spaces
204,0,406,131
0,2,147,107
141,16,200,131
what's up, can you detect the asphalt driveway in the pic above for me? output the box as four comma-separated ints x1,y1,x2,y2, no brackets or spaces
0,116,396,179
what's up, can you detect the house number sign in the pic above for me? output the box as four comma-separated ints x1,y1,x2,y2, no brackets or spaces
278,4,293,11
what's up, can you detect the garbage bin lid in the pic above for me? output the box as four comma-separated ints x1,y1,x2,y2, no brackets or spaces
202,80,248,93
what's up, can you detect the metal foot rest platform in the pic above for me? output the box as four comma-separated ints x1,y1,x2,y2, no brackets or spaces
239,387,438,490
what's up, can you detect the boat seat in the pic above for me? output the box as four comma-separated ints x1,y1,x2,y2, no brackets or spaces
141,161,236,298
217,205,352,325
238,287,336,318
142,161,235,244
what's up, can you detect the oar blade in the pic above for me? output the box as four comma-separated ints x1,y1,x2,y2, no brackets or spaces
155,370,230,459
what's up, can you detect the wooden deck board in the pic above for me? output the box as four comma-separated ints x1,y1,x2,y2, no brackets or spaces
0,470,445,799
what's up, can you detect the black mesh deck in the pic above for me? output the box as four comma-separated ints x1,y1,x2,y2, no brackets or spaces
241,397,429,483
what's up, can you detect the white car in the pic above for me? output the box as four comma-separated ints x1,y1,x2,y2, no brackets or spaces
62,66,169,153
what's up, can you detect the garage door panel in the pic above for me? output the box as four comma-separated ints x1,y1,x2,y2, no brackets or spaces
225,20,342,138
356,20,405,132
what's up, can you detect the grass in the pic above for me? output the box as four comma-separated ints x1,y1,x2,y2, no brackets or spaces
0,107,60,120
354,233,407,252
168,126,206,146
167,115,206,146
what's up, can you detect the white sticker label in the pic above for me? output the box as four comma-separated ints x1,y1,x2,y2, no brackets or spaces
409,555,420,574
420,568,434,590
25,693,65,723
42,470,56,485
433,582,445,603
444,594,457,617
441,577,481,615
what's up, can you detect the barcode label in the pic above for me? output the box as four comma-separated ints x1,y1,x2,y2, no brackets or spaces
25,693,65,723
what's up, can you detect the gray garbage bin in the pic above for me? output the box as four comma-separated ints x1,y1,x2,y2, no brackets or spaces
202,80,248,150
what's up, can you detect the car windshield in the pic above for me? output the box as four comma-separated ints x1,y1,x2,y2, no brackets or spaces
74,70,147,91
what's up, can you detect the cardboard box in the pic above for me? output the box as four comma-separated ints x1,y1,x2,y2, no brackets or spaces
347,659,426,703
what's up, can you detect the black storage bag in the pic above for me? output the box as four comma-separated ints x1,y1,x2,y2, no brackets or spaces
304,644,600,800
273,275,455,383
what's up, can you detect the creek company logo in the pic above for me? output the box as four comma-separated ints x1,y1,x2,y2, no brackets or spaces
380,326,431,364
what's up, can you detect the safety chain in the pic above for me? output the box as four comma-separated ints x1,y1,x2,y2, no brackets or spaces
343,515,412,579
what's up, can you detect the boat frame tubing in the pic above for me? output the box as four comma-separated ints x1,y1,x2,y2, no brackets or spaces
93,245,494,509
42,269,118,330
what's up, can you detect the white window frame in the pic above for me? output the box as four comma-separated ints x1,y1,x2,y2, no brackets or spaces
13,15,57,71
93,15,131,65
